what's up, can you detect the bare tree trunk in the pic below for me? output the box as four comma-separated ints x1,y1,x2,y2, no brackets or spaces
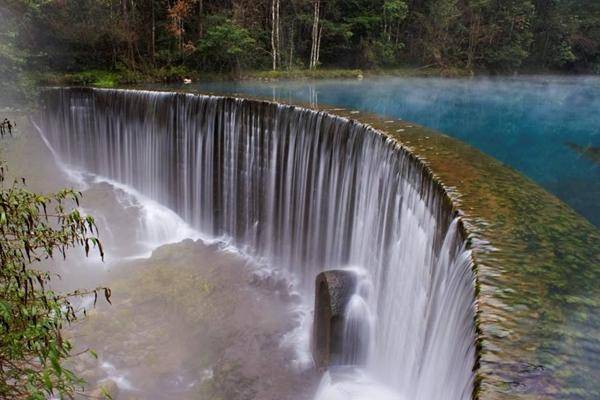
198,0,204,39
316,25,322,67
122,0,136,68
276,0,280,67
179,17,183,54
289,23,294,69
110,2,118,68
271,0,278,70
151,0,156,65
383,5,389,42
310,0,320,69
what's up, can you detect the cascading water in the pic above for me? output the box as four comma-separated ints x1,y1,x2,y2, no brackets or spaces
337,267,374,367
40,87,477,400
342,295,372,366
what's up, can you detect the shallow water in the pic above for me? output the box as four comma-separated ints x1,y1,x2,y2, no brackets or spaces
147,76,600,227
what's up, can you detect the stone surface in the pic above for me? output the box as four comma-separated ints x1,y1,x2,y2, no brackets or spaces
312,269,357,370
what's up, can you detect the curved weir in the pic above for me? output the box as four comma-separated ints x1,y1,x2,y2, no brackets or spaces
40,87,477,399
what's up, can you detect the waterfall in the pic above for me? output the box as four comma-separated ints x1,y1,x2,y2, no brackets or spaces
342,294,372,366
40,87,477,400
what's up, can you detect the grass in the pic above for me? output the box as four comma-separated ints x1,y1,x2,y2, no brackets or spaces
40,70,121,88
35,64,477,88
242,68,364,80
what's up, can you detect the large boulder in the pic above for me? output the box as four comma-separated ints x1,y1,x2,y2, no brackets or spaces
312,269,357,370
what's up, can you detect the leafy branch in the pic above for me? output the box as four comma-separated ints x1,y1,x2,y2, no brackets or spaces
0,127,108,399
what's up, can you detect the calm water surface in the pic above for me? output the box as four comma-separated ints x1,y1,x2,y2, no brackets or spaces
150,76,600,227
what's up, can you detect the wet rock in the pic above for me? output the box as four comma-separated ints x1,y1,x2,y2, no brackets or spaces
312,270,357,369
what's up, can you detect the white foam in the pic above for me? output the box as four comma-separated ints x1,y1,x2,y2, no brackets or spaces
315,367,405,400
100,361,137,391
89,175,204,258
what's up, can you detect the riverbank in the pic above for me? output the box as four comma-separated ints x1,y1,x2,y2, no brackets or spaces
36,66,479,89
0,66,587,110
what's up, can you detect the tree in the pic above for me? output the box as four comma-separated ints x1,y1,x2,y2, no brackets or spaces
167,0,195,58
196,18,256,73
383,0,408,44
0,130,107,399
4,0,600,78
534,0,600,73
418,0,463,68
271,0,281,70
531,0,576,69
309,0,321,69
482,0,535,70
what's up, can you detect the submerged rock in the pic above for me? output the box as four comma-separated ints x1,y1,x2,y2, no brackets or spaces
565,142,600,165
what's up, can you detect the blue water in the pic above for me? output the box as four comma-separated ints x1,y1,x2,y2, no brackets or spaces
148,76,600,227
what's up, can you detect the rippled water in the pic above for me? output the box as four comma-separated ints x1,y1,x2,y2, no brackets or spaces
148,76,600,227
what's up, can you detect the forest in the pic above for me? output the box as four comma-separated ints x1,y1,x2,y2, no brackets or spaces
1,0,600,101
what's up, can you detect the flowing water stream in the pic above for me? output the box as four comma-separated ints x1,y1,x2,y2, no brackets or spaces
39,87,477,400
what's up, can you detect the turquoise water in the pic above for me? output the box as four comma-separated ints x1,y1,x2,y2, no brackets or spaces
148,76,600,227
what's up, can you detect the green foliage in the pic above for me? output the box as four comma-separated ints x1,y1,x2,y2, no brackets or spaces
0,153,106,399
418,0,463,68
3,0,600,92
63,71,120,88
384,0,408,21
482,0,535,70
196,19,257,73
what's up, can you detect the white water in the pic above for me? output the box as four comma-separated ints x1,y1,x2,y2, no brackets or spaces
342,295,372,366
33,119,203,259
315,367,405,400
340,267,374,367
40,87,477,399
87,175,203,258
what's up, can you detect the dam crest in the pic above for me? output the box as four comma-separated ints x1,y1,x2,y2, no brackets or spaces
41,87,478,400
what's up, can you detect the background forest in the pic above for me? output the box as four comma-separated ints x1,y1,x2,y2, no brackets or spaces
1,0,600,102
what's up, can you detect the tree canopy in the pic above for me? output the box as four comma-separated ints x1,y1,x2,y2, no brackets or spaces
1,0,598,78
